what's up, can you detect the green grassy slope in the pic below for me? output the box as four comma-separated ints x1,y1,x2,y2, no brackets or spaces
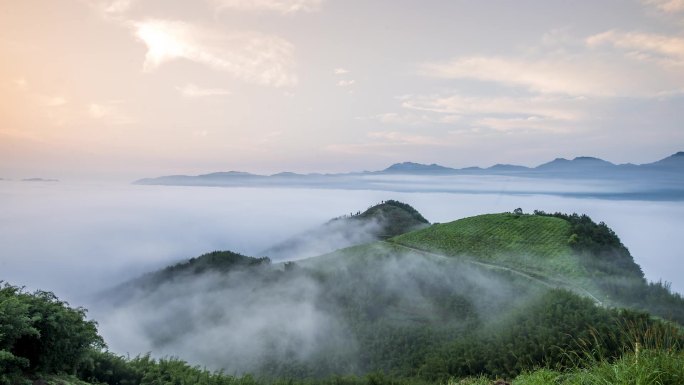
390,213,588,286
388,212,684,322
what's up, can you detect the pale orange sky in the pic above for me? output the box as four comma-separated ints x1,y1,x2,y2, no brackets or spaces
1,0,684,180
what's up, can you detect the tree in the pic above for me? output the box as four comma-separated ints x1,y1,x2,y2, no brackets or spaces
0,282,104,377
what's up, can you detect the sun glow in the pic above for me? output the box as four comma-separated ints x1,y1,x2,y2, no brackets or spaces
134,20,189,71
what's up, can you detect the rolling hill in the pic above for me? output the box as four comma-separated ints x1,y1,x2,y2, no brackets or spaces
92,202,684,381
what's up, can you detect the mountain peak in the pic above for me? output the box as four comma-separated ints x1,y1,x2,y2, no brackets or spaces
536,156,614,171
644,151,684,170
383,162,454,173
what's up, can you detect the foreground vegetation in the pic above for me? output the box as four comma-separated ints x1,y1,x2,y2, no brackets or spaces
3,279,683,385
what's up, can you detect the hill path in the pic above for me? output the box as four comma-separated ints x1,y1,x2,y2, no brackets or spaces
385,240,603,306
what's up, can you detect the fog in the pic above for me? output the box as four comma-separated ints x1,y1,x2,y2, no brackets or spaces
1,179,683,347
93,246,529,374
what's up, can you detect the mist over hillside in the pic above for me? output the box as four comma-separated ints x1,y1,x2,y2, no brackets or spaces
91,205,684,380
260,200,429,260
2,181,684,306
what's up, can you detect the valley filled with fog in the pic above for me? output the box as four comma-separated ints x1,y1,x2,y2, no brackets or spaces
2,178,683,365
2,179,682,300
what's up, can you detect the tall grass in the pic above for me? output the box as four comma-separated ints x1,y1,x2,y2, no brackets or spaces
513,349,684,385
511,315,684,385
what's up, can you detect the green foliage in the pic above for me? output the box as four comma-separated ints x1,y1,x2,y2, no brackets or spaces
392,213,583,280
161,250,270,276
340,200,430,238
532,210,643,279
0,284,37,377
533,211,684,323
513,349,684,385
357,200,430,224
131,251,271,290
0,282,103,384
393,211,684,324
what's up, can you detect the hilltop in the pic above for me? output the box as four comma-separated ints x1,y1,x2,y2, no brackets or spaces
260,200,429,260
390,211,654,309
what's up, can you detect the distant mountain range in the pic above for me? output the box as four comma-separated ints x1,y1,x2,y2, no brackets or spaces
380,152,684,175
137,152,684,181
134,152,684,200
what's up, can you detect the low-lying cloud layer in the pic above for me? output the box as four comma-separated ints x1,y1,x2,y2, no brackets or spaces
92,246,526,374
1,179,682,305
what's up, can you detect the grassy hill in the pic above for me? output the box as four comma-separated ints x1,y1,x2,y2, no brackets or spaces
389,211,682,322
82,204,684,383
392,213,582,279
348,199,430,238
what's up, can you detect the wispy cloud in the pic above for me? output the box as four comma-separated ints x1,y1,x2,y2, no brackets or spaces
367,131,444,146
420,56,633,96
12,78,68,107
360,112,461,126
40,96,68,107
133,19,298,87
13,78,28,89
361,93,585,136
333,68,349,75
401,94,582,122
176,83,232,97
81,0,136,18
643,0,684,13
420,25,684,98
587,30,684,67
472,116,571,134
89,102,136,125
103,0,135,14
209,0,323,14
336,79,355,87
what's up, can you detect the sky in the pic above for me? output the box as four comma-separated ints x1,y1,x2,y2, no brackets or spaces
1,0,684,180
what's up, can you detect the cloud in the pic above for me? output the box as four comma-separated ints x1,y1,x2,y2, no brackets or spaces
420,56,638,96
13,78,28,89
361,112,461,126
643,0,684,13
401,94,582,122
81,0,136,18
209,0,323,14
11,79,66,107
587,30,684,67
472,116,571,134
334,68,349,75
361,93,584,135
89,102,136,125
133,20,298,87
420,27,684,98
366,131,445,146
41,96,68,107
103,0,135,13
336,79,355,87
176,83,232,97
